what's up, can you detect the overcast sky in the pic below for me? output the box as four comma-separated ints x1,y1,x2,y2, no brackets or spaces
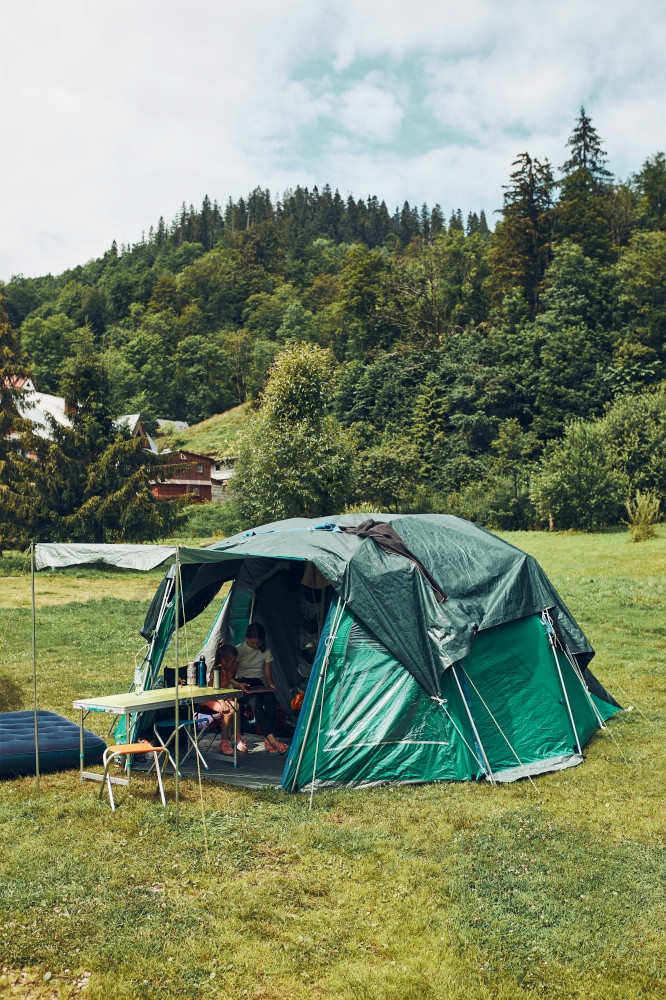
1,0,664,280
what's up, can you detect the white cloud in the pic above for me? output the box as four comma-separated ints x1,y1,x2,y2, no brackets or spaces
339,83,403,142
1,0,665,278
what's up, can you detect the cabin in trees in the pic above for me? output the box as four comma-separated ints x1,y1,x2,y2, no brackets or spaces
151,450,214,503
9,379,159,453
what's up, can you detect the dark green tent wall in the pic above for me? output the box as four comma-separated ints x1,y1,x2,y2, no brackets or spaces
140,514,621,789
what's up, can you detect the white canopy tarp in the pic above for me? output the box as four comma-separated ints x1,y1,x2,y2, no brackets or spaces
35,543,176,572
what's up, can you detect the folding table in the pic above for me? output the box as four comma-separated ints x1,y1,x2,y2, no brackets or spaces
73,685,241,790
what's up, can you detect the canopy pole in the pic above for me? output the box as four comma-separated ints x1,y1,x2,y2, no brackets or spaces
174,547,180,828
31,541,39,794
451,663,495,783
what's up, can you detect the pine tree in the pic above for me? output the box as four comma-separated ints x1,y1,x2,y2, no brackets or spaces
632,152,666,231
562,107,612,182
491,152,556,315
556,108,614,260
17,334,181,543
448,209,464,233
420,203,431,243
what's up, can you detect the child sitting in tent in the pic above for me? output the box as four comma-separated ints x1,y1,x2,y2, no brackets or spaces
235,623,288,754
200,643,248,755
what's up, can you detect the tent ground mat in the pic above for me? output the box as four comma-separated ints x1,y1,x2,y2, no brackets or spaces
135,735,288,790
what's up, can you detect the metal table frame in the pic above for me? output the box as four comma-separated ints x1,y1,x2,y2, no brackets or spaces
73,685,241,788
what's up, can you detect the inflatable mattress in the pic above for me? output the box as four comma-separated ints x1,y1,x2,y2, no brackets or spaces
0,710,106,778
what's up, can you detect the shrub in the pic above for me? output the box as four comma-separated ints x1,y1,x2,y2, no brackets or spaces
181,500,244,538
530,419,629,530
624,489,661,541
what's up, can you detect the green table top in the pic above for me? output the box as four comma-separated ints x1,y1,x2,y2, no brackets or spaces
73,685,240,714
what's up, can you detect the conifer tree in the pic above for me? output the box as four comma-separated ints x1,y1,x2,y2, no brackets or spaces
16,333,181,543
491,152,556,315
430,204,445,238
556,108,614,260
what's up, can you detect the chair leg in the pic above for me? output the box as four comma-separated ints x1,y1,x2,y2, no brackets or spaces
152,726,180,776
99,755,116,811
153,752,167,806
183,728,209,771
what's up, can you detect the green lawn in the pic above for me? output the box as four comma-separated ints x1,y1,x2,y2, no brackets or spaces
0,529,664,999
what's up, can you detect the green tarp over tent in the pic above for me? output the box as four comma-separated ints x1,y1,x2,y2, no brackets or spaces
138,513,620,789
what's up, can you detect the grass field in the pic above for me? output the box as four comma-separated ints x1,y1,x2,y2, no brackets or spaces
0,529,664,999
157,404,249,459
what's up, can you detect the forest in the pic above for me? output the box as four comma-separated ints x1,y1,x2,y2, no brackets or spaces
1,109,665,537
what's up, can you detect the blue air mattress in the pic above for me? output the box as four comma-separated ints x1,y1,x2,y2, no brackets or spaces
0,710,106,778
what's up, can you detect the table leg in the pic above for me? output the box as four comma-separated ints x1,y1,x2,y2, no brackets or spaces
79,709,84,782
125,711,131,786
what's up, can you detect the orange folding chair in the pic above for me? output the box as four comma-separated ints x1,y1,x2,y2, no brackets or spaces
99,740,168,811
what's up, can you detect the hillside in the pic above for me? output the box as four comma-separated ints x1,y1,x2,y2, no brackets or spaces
157,403,249,458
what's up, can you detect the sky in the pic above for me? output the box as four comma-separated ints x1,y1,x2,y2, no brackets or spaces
1,0,665,280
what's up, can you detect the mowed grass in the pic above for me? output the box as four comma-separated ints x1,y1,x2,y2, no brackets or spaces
0,529,664,999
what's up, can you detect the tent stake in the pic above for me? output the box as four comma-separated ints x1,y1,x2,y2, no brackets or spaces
31,541,39,794
452,663,495,783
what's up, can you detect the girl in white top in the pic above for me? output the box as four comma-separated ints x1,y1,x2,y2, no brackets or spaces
235,623,287,753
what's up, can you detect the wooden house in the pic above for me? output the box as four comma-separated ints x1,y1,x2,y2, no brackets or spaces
151,450,214,502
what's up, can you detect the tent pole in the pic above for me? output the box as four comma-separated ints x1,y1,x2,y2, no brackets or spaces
549,642,582,757
452,664,495,783
31,541,39,794
542,610,606,730
563,649,607,729
291,597,345,793
308,640,332,811
458,666,536,787
174,547,180,828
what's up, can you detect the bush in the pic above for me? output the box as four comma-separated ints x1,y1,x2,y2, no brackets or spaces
530,419,629,530
450,475,536,530
181,500,244,538
624,489,661,541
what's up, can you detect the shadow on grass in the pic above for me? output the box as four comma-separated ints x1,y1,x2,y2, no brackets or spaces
0,675,25,711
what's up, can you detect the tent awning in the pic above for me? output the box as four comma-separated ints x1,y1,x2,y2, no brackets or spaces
35,543,176,572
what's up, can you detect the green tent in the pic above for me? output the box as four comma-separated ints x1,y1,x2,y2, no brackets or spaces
137,514,620,789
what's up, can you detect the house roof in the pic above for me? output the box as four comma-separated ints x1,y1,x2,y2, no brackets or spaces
15,388,71,438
